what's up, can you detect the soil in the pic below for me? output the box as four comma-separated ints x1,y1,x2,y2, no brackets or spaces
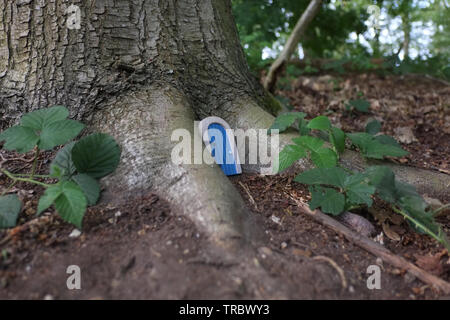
1,73,449,300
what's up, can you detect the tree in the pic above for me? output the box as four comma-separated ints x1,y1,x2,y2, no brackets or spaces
0,0,448,251
264,0,322,92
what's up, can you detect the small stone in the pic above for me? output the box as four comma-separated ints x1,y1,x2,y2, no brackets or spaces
166,240,172,246
376,258,383,267
281,242,288,249
183,249,189,255
44,294,54,300
69,229,81,238
258,247,272,257
114,211,122,217
349,285,355,293
404,272,416,284
271,215,281,225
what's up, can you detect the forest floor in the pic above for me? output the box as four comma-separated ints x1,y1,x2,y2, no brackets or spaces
0,72,449,299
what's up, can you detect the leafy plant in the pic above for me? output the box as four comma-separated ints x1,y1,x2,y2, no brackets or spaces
345,99,371,113
0,106,121,229
271,113,449,250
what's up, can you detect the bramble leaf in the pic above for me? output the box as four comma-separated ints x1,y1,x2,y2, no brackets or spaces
20,106,69,130
38,120,84,150
50,142,76,179
307,116,331,131
309,186,345,215
71,174,100,205
0,195,21,229
365,120,381,135
294,167,348,188
72,133,121,179
275,144,307,173
0,126,39,153
268,112,306,134
53,181,87,229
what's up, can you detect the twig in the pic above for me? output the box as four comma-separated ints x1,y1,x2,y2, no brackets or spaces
313,255,347,289
288,193,450,294
238,181,258,211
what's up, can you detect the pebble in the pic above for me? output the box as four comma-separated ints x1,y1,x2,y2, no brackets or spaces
281,242,288,249
69,229,81,238
44,294,54,300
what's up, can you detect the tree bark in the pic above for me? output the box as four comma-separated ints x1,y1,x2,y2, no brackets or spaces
263,0,322,92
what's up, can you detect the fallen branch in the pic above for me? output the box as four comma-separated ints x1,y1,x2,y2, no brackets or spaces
288,193,450,294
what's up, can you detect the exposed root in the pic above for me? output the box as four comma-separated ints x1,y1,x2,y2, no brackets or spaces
289,193,450,294
222,98,450,200
89,83,263,250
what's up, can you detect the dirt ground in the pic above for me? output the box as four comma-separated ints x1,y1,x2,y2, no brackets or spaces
1,73,449,300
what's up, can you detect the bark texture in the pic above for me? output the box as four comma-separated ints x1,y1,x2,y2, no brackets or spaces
0,0,276,130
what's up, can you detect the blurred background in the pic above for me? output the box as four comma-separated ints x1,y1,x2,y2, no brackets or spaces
232,0,449,80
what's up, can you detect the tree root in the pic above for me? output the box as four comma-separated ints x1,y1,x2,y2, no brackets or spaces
89,83,264,250
288,193,450,294
221,99,450,200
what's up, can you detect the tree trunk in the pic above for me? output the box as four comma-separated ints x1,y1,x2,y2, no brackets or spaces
1,0,449,249
401,14,411,59
264,0,322,92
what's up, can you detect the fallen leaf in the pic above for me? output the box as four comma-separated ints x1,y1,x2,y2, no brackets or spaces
382,222,401,241
394,127,418,144
414,251,446,276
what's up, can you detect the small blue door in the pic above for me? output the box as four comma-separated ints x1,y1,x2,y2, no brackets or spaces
207,123,240,176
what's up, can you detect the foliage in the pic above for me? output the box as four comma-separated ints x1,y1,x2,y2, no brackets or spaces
271,113,449,250
232,0,449,81
0,106,121,229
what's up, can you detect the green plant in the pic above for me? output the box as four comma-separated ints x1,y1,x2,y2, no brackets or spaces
345,98,371,113
0,106,121,229
271,113,449,250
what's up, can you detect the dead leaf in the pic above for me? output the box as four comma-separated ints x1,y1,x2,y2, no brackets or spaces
382,222,401,241
394,126,418,144
414,251,447,276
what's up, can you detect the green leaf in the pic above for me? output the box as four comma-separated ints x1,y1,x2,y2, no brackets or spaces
71,174,100,205
0,126,39,153
398,196,439,234
364,166,397,203
20,106,69,130
374,134,402,148
298,118,311,136
38,119,84,150
346,183,376,207
293,136,324,152
53,181,87,228
309,186,345,215
347,132,409,159
365,120,381,135
72,133,121,179
37,185,63,215
395,181,420,199
293,136,337,168
294,167,348,188
268,112,306,133
275,144,307,173
50,142,76,179
349,99,370,112
310,148,338,168
0,195,21,229
307,116,331,131
330,127,345,153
